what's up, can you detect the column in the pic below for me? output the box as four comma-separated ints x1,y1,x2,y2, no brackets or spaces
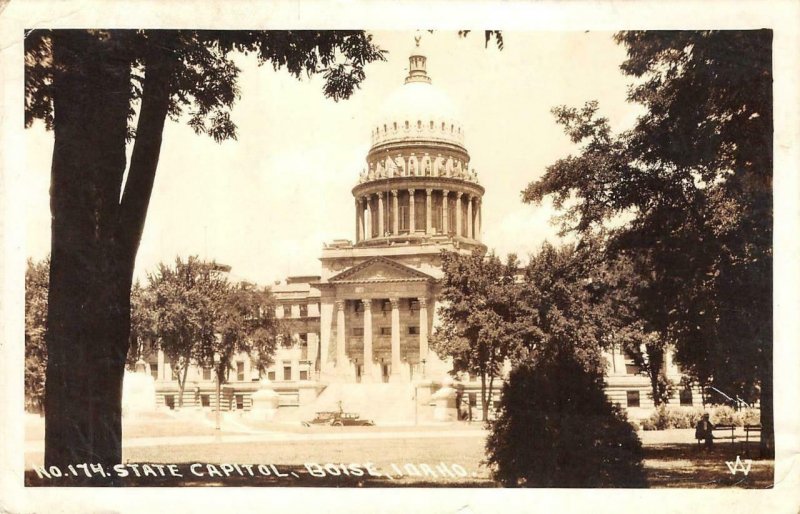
418,297,428,362
377,193,384,237
390,298,401,376
362,299,373,381
356,198,363,242
392,190,399,235
442,190,449,235
408,189,416,233
336,300,346,369
425,189,433,234
365,197,372,240
467,195,474,239
455,192,463,237
475,198,481,241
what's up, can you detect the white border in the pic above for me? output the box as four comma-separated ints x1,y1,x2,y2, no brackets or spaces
1,1,798,513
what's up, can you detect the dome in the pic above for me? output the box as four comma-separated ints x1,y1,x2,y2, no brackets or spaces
369,51,466,150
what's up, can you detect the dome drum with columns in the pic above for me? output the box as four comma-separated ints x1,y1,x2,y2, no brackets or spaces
353,42,485,249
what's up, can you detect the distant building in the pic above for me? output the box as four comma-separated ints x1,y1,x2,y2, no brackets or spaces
147,41,697,421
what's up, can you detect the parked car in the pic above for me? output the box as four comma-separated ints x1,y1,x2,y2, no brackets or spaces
302,410,375,427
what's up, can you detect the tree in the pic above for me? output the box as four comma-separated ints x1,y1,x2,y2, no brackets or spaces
148,257,228,407
523,31,773,456
25,29,385,472
485,355,646,487
429,249,521,422
200,280,285,391
25,258,50,413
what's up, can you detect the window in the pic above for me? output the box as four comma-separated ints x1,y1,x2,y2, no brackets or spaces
430,120,434,129
299,370,309,381
299,304,308,317
399,205,409,231
299,333,308,346
201,394,210,407
381,300,392,312
408,326,419,335
267,370,276,381
380,327,392,336
171,365,179,381
202,367,211,381
283,363,292,381
679,388,693,406
150,363,159,380
352,327,364,337
355,302,365,313
468,392,477,407
235,394,244,410
236,361,245,381
409,299,420,311
626,390,641,408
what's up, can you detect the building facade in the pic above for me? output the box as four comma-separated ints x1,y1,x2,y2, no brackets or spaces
146,42,699,421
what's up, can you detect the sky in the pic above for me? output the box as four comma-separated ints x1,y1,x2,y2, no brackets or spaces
24,31,641,286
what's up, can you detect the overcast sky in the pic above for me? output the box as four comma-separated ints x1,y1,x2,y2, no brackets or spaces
25,31,640,285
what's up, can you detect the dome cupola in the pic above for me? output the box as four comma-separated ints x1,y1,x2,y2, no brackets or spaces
351,37,485,251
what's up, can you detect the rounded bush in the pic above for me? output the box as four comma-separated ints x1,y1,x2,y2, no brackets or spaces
485,357,646,487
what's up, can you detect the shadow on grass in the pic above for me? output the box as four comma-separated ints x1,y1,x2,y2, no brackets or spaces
642,443,773,489
25,463,497,487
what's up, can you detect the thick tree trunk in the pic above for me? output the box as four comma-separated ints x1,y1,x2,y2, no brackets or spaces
44,31,174,481
45,31,132,476
759,347,774,458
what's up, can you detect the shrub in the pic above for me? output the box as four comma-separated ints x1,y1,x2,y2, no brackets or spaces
740,408,761,426
711,405,738,426
485,356,646,487
642,406,704,430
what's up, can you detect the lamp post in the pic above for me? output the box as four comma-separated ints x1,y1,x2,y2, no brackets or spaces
214,352,221,431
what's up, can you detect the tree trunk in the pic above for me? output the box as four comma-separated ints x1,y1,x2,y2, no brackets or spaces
45,31,132,478
759,347,774,458
487,374,495,422
480,372,488,422
178,362,190,408
44,31,175,480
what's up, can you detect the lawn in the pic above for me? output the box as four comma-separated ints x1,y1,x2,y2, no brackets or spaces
24,421,773,488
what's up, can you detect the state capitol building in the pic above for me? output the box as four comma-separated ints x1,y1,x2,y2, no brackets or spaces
145,41,694,423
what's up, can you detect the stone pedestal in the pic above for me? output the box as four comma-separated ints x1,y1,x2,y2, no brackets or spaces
431,376,458,422
248,379,280,421
121,361,157,417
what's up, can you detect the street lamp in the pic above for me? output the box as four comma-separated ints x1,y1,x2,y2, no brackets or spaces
214,352,221,431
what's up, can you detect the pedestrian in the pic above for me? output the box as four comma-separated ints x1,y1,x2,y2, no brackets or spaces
695,413,715,449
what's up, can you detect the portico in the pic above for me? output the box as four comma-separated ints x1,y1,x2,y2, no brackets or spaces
316,256,437,383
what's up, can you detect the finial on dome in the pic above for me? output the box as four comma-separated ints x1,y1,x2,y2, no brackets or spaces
405,34,431,85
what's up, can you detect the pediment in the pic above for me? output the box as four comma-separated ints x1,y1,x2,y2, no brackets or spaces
328,256,434,283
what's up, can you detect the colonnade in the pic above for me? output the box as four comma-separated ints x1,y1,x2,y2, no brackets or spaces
335,297,429,379
356,189,481,242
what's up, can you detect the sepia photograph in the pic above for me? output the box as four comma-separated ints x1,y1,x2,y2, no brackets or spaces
2,1,799,512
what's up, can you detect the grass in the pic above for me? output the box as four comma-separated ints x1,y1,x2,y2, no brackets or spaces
25,419,773,488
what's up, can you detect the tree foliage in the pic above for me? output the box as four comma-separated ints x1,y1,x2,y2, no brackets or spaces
24,258,50,413
204,280,285,385
148,257,228,406
430,249,520,421
24,29,385,471
523,30,772,454
486,355,646,487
